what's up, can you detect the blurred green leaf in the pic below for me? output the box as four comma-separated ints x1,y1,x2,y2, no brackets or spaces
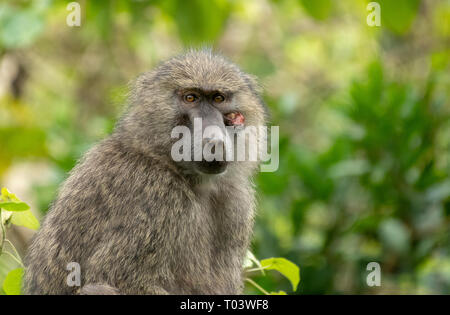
0,4,44,49
87,0,113,41
0,253,21,295
2,268,23,295
160,0,231,44
0,126,48,174
378,0,420,34
299,0,332,20
378,219,411,254
328,159,370,178
426,180,450,203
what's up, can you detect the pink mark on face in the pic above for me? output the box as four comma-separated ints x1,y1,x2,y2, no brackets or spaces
225,112,245,126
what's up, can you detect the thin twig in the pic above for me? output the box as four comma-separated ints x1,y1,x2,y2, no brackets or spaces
245,265,270,273
4,239,22,263
245,278,270,295
0,209,5,256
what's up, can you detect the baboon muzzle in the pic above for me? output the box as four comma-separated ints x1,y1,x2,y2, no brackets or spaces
200,137,227,174
189,103,228,174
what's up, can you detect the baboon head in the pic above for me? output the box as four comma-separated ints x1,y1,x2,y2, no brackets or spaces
118,49,267,175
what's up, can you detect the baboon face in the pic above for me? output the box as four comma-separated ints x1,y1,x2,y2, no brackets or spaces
176,87,234,174
130,51,266,175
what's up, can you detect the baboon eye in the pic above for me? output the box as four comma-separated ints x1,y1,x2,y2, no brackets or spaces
184,94,197,103
213,94,225,103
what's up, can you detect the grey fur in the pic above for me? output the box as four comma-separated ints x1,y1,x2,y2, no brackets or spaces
24,50,267,295
80,283,120,295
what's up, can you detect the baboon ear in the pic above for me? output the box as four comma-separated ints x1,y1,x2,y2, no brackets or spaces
132,73,151,95
128,72,156,107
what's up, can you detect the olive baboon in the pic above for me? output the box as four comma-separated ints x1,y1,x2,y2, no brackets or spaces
24,50,267,294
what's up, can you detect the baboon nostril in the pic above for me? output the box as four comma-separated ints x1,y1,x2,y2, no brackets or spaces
211,140,224,155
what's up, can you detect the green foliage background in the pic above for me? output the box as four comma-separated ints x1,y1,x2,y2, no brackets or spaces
0,0,449,294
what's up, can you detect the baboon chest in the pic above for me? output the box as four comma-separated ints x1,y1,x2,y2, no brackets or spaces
172,194,247,293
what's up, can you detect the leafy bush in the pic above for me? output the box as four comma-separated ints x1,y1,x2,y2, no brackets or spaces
0,188,39,295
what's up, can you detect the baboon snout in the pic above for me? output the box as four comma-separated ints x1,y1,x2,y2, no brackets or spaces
203,138,224,154
198,138,227,174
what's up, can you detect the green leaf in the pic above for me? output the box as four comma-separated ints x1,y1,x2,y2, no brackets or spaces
0,188,30,212
3,268,24,295
261,257,300,292
0,202,30,212
1,187,11,199
0,188,30,211
0,188,38,230
10,210,40,230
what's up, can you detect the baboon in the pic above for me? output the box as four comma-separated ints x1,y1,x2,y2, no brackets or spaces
24,49,267,295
